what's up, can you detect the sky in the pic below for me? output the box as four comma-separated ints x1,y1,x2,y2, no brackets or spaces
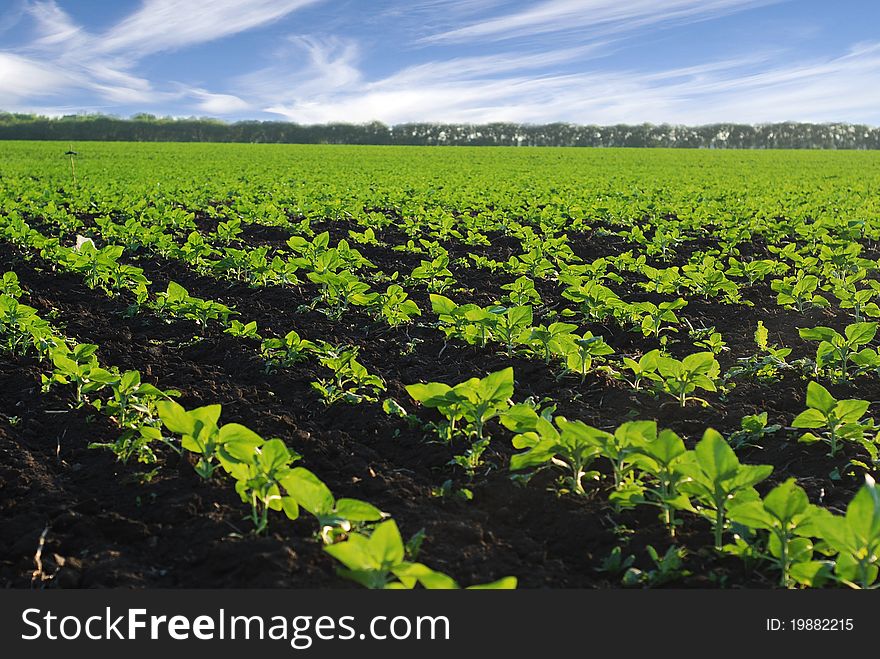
1,0,879,125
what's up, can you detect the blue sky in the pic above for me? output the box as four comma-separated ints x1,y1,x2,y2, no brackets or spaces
1,0,879,125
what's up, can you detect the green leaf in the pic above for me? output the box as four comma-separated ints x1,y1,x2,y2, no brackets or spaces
845,322,878,346
335,498,384,522
405,382,453,407
429,294,457,315
681,351,717,373
368,520,405,566
728,500,774,529
157,400,195,434
693,428,739,482
835,399,870,424
791,409,827,429
474,367,514,403
845,477,880,544
805,381,836,415
282,467,335,516
467,576,518,589
763,478,809,521
798,326,839,343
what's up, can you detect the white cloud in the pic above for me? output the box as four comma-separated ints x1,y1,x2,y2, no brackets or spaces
0,52,75,103
95,0,323,58
192,90,251,114
1,0,321,113
258,42,880,125
422,0,782,44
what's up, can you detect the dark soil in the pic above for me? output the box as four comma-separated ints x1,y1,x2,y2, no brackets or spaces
1,228,876,589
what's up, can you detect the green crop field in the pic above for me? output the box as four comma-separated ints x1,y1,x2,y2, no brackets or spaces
2,141,880,589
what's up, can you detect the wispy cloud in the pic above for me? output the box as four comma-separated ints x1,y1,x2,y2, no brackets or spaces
1,0,322,113
95,0,322,58
191,89,251,115
421,0,782,44
1,0,878,126
258,42,880,125
0,52,74,106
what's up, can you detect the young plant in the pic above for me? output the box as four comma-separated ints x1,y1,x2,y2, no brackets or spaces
500,276,541,306
558,332,614,382
728,478,830,588
524,322,578,364
676,429,773,549
42,344,119,405
1,272,22,297
225,437,302,533
500,407,604,495
324,520,516,589
281,467,384,543
631,298,687,339
654,352,721,407
622,545,690,587
798,322,877,379
156,401,249,480
153,281,236,330
260,330,316,371
791,381,876,458
407,367,513,442
410,254,454,293
308,270,377,320
771,274,829,312
618,349,661,391
628,425,692,537
224,320,261,340
378,284,420,327
727,321,793,382
489,305,533,356
727,412,781,451
817,475,880,589
312,346,385,405
89,370,179,464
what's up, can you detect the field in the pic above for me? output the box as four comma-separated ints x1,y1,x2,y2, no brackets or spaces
2,142,880,589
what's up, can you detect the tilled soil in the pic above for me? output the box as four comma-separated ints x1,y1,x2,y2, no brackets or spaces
1,234,876,589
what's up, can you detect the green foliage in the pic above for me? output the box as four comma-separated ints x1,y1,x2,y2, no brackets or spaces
325,520,517,589
791,381,876,458
312,346,385,405
728,479,831,587
153,281,236,329
676,429,773,549
260,330,316,371
798,322,878,379
407,368,513,471
654,352,721,407
818,475,880,588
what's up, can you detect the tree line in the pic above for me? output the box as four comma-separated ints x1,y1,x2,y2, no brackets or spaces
1,112,878,148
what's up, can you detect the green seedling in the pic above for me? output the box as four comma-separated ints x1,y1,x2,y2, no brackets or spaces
798,322,877,379
677,429,773,549
728,478,831,588
791,381,876,458
282,467,384,543
324,520,516,589
312,346,385,405
727,412,781,451
379,284,420,326
654,352,721,407
224,319,261,339
42,343,119,405
406,367,513,444
622,545,690,587
500,408,602,496
260,330,316,371
817,475,880,589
